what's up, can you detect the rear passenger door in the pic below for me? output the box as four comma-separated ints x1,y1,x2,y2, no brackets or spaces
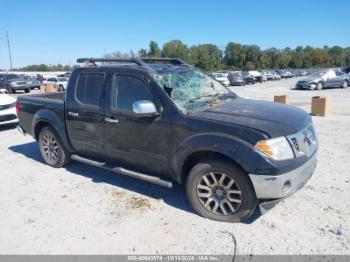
65,72,106,156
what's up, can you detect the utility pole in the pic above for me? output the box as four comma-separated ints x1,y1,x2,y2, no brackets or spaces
6,31,13,70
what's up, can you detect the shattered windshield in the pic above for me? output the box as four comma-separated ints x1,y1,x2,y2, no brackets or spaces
152,68,237,113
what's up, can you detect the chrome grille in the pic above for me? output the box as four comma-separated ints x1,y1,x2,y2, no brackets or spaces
287,123,317,157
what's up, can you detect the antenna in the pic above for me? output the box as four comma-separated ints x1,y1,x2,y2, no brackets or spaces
6,31,13,70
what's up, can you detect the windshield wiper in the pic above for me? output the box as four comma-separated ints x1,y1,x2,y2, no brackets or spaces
188,93,223,103
188,93,236,103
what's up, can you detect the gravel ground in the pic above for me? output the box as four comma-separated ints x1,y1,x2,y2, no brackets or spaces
0,78,349,255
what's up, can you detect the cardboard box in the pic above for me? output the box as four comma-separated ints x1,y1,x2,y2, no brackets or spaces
45,83,56,93
274,95,289,104
40,85,46,93
311,96,331,116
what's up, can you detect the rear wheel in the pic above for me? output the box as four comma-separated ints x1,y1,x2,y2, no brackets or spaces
38,126,70,167
186,157,257,222
316,82,323,90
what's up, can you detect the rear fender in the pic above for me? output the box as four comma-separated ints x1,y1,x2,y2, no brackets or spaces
33,109,74,152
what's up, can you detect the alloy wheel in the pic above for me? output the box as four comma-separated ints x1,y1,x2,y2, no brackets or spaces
196,172,242,216
41,132,59,163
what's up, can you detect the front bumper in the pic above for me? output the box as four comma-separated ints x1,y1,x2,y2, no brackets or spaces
230,80,245,85
249,151,317,200
11,84,31,90
296,82,314,89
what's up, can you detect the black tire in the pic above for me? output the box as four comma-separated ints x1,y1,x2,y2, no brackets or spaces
5,85,13,94
38,126,71,168
186,157,257,222
58,85,64,91
316,82,323,90
24,88,30,93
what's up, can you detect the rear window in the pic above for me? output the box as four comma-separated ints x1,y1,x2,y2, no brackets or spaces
75,73,105,106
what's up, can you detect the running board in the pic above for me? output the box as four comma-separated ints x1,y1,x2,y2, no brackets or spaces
71,154,173,188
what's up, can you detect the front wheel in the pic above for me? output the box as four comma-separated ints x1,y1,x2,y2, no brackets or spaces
342,81,348,88
24,88,30,93
38,126,70,167
186,157,257,222
316,82,323,90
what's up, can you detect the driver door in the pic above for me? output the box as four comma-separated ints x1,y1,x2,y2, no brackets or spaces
103,72,171,174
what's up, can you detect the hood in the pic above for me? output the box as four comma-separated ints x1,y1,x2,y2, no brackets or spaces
8,77,28,83
0,93,16,105
193,98,310,137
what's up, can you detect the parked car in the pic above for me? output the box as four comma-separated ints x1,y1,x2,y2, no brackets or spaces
241,71,257,84
23,75,41,90
228,72,245,86
36,74,45,84
17,57,318,223
275,70,292,78
209,72,230,87
271,72,281,80
342,67,350,75
241,71,261,84
296,69,349,90
0,89,17,125
249,71,266,82
296,70,308,77
0,74,31,93
43,77,68,91
261,71,275,81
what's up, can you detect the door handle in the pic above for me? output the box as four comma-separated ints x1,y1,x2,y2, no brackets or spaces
105,117,119,123
68,111,79,117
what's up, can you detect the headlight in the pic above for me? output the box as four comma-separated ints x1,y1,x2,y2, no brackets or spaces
255,136,294,161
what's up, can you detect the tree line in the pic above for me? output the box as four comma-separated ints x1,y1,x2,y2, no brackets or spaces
109,40,350,72
6,40,350,72
10,64,71,72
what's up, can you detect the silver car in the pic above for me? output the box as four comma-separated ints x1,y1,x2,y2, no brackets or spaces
296,69,349,90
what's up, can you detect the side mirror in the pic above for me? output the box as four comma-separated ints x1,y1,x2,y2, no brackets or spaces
132,100,159,117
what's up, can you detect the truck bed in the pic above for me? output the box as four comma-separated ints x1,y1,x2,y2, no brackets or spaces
24,91,65,101
17,92,66,137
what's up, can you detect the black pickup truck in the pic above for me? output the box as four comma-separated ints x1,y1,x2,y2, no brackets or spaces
16,57,318,222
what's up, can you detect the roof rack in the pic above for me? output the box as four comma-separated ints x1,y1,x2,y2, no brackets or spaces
76,57,147,67
76,57,191,68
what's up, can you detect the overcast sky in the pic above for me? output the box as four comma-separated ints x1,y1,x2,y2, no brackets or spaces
0,0,349,69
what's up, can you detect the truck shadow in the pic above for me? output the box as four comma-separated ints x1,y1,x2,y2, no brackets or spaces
9,141,261,224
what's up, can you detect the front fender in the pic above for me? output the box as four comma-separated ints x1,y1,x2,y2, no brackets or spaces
171,133,273,183
33,109,74,152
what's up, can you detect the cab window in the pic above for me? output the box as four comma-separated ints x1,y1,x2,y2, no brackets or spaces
110,75,153,112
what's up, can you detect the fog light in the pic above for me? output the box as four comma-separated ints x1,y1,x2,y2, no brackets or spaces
282,181,291,193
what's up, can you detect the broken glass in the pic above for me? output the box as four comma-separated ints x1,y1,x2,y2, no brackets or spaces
152,69,236,113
